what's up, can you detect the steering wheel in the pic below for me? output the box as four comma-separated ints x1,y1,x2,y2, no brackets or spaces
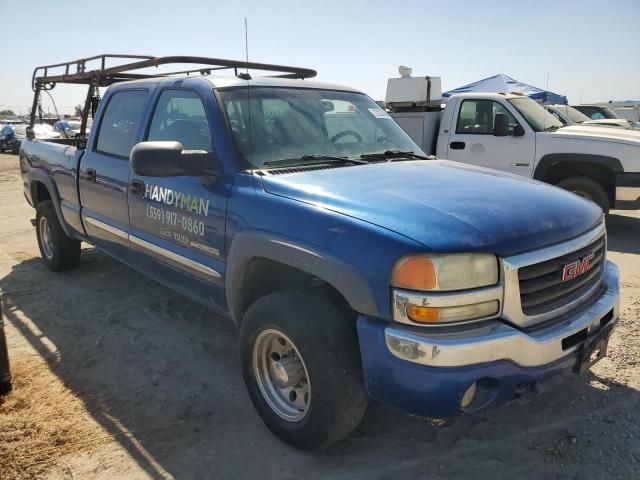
329,130,362,143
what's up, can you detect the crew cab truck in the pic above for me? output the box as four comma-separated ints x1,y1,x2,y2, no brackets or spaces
386,70,640,212
21,55,620,449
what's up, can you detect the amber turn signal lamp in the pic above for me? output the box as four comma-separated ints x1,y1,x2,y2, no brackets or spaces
406,305,440,323
392,257,436,290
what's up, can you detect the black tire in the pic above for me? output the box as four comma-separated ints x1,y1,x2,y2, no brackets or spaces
35,200,81,271
240,289,368,450
556,177,610,213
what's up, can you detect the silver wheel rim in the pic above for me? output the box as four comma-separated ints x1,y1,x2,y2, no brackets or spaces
39,216,54,259
252,329,311,421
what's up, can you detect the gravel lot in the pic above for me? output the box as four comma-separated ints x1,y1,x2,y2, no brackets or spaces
1,152,639,479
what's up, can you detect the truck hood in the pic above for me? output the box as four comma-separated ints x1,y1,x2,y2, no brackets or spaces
260,160,602,256
583,119,638,130
547,125,640,146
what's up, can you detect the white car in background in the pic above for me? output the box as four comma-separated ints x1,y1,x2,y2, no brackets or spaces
32,123,61,139
546,104,640,130
53,119,92,139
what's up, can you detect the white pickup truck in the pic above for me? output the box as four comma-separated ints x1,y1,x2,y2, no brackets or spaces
386,72,640,212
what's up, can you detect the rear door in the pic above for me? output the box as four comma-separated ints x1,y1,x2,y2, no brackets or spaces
445,99,536,177
126,87,229,311
79,89,148,259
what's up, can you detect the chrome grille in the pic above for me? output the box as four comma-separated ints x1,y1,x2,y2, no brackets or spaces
518,236,605,316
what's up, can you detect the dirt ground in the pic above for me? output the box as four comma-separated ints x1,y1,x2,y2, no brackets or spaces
0,152,639,480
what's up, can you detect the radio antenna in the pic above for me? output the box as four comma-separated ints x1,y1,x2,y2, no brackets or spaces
244,18,249,75
244,17,253,168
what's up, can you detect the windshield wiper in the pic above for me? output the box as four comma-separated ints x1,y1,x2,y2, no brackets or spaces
360,150,430,161
263,155,369,168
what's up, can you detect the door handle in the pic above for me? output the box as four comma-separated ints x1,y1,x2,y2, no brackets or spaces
129,179,145,196
450,141,466,150
85,168,97,183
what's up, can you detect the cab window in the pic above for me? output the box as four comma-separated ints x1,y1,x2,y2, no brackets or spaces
456,99,519,134
147,90,212,151
95,90,148,158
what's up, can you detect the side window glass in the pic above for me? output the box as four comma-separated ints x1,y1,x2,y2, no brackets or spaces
492,102,519,132
456,100,494,134
456,100,520,134
96,90,147,158
148,90,212,151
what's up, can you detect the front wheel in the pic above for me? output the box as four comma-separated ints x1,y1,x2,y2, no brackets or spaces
556,177,610,213
35,200,81,271
240,289,368,450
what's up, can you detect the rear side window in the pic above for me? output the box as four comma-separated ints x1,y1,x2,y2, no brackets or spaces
147,90,212,151
96,90,148,158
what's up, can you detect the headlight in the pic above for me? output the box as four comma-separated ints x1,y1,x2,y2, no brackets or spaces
391,253,499,291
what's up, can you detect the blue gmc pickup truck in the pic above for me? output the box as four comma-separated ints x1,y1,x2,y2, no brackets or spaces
20,55,620,449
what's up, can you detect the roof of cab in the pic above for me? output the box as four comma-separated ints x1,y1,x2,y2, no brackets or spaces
107,74,362,93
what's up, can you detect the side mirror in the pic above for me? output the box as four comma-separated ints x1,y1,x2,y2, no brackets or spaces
513,124,525,136
130,141,218,177
493,113,509,137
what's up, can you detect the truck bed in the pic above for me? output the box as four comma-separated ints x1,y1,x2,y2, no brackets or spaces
20,138,86,237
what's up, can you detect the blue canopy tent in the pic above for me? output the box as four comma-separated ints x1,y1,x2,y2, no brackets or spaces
443,74,567,105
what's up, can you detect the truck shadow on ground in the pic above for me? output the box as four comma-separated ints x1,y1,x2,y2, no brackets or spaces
606,212,640,255
1,251,638,480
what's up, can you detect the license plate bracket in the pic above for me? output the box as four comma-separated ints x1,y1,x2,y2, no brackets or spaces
573,324,613,374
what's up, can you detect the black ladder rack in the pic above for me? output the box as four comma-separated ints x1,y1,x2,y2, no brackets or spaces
29,54,317,142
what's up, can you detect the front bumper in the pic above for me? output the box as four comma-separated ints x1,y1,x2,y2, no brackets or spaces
615,172,640,210
357,261,620,418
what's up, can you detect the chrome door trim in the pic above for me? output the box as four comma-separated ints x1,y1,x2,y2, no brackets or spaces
83,215,129,240
129,234,221,279
502,222,606,327
83,214,220,279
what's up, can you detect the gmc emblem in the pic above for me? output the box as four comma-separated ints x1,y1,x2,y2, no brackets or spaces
562,252,596,282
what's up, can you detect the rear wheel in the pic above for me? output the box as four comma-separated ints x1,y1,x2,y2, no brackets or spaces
35,200,81,271
240,289,368,450
556,177,610,213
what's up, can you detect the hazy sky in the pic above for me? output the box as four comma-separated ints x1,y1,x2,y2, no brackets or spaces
1,0,638,115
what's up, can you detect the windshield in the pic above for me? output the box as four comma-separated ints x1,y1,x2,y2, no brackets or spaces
600,107,620,119
218,87,424,168
561,105,591,123
508,98,563,131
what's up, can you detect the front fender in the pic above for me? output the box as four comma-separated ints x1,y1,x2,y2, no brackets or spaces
533,153,623,181
225,231,379,323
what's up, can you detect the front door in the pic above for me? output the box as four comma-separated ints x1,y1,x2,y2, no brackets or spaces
79,89,148,260
445,99,535,177
127,87,229,311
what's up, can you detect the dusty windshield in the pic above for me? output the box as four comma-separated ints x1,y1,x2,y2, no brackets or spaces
509,97,563,131
218,87,424,167
563,105,590,123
